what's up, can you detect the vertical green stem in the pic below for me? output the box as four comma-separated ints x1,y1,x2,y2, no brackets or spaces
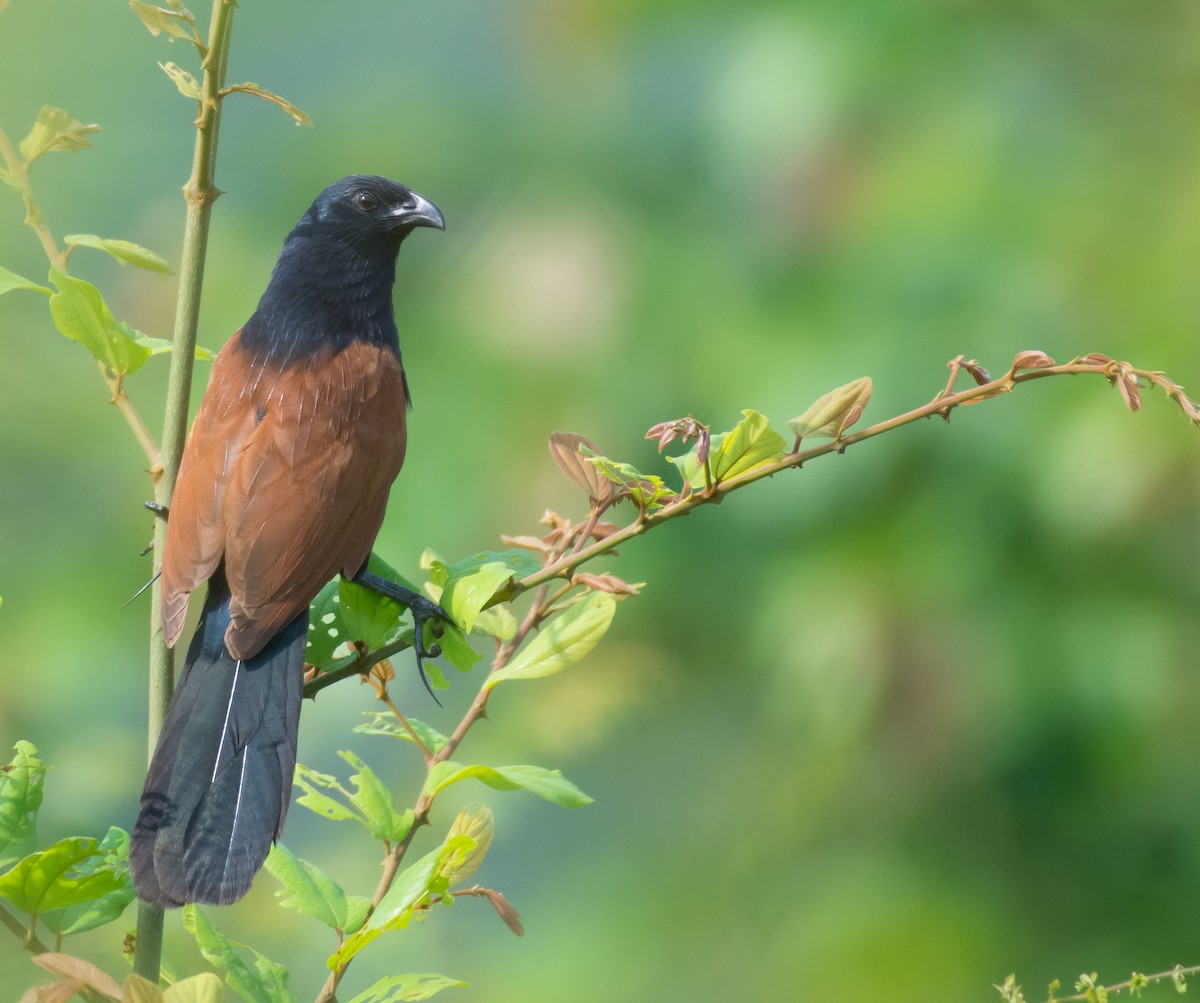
134,0,236,982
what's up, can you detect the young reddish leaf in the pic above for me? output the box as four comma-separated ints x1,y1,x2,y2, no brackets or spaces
963,360,991,385
1115,365,1142,412
30,954,121,1000
1010,350,1056,372
548,432,613,503
1078,352,1114,367
482,889,524,937
645,417,710,463
572,572,643,597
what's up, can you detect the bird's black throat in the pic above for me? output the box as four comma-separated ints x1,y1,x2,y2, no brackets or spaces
239,227,406,367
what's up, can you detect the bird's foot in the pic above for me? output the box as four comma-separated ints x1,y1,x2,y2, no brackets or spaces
353,570,451,701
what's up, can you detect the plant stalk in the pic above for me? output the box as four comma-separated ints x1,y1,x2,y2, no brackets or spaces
134,0,236,983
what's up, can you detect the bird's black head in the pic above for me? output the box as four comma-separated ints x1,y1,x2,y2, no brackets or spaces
296,175,445,248
241,175,443,366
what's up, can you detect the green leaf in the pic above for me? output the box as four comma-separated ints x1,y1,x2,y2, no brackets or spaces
436,622,480,672
354,712,449,754
19,106,101,164
159,60,202,100
586,454,676,509
0,265,52,297
0,836,124,916
264,843,348,931
48,268,152,374
293,764,362,824
423,762,593,808
333,837,474,969
339,579,406,652
64,234,173,273
185,905,296,1003
430,550,540,633
339,751,413,844
40,827,135,935
445,805,493,887
223,82,313,127
306,554,421,667
0,740,45,869
345,974,467,1003
788,377,873,443
708,409,788,483
292,757,413,844
669,409,788,489
473,604,517,642
164,974,226,1003
305,578,345,669
129,0,202,45
486,592,616,689
132,331,214,361
344,894,372,935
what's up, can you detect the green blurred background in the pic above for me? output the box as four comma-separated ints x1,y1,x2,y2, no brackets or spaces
3,1,1200,999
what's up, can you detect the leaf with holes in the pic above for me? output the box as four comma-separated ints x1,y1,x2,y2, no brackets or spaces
344,973,467,1003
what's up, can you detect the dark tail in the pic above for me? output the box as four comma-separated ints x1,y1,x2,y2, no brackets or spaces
131,581,306,907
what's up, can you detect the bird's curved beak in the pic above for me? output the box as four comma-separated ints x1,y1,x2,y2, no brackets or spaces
391,191,445,231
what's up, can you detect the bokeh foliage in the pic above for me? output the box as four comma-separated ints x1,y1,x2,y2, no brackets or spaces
2,0,1200,999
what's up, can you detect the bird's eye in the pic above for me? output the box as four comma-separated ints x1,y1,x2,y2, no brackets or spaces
353,191,379,212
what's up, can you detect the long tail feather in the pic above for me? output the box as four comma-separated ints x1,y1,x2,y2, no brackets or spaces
131,583,305,907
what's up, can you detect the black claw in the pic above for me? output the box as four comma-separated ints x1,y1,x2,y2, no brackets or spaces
353,569,452,704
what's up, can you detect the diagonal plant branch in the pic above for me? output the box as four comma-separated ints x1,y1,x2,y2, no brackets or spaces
304,349,1200,698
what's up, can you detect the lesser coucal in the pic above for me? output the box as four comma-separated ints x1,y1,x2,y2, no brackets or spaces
131,175,444,907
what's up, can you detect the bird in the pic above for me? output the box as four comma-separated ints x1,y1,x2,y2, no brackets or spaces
130,175,445,907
